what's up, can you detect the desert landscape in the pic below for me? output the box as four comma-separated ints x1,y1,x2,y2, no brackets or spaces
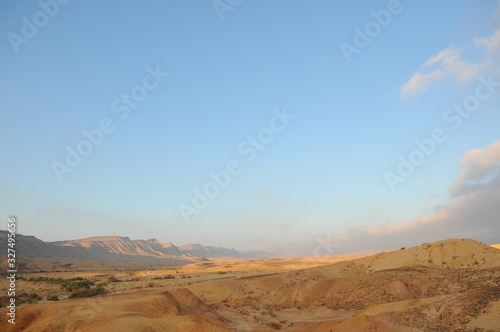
1,236,499,331
2,1,500,331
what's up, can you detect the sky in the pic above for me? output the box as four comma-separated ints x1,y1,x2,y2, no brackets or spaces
1,0,499,255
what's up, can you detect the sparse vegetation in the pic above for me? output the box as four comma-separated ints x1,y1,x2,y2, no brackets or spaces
47,295,59,301
26,293,42,304
153,274,175,280
266,322,281,329
69,286,106,299
108,277,122,283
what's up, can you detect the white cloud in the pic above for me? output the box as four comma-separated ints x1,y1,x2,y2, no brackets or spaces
475,27,500,55
400,3,500,98
331,141,500,253
451,140,500,198
401,47,481,97
492,0,500,26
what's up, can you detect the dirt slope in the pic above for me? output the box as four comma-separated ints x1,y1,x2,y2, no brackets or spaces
0,288,231,332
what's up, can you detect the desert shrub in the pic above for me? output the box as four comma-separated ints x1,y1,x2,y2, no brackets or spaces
24,293,42,304
66,279,94,292
69,286,106,299
266,322,281,330
28,276,96,293
47,295,59,301
107,277,122,283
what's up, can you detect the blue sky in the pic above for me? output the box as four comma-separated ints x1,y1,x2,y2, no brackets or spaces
1,0,499,254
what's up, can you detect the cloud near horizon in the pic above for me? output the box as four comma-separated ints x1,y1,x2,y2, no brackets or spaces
332,140,500,253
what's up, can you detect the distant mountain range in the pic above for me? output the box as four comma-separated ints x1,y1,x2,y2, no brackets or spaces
0,230,278,263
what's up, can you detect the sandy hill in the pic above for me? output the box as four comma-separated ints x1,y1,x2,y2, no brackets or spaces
0,288,231,332
300,238,500,279
188,238,500,330
492,244,500,250
353,238,500,271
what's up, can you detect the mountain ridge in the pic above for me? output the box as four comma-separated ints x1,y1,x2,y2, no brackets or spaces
0,231,279,262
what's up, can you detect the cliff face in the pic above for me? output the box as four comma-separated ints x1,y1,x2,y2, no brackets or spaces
0,231,277,263
54,236,184,258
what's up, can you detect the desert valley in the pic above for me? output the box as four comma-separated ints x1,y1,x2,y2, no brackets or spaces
1,233,499,331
